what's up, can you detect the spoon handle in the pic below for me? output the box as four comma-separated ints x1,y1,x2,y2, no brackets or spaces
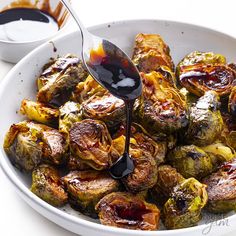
60,0,90,42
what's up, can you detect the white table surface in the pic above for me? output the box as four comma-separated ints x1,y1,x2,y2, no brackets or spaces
0,0,236,235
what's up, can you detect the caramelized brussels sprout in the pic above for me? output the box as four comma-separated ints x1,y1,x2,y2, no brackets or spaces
20,99,59,125
111,135,158,192
62,170,119,217
132,33,174,73
67,155,92,171
137,71,188,134
31,164,68,207
150,165,185,204
96,192,160,230
203,158,236,213
69,119,112,170
163,178,208,229
37,54,88,107
81,92,125,128
4,121,67,171
59,101,82,134
71,75,106,103
167,145,213,179
185,91,223,146
229,86,236,116
177,51,236,97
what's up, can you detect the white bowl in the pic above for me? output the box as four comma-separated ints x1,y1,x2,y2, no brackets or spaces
0,0,70,63
1,19,236,236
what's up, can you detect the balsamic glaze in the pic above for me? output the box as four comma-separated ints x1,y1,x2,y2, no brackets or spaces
0,8,58,42
88,40,142,179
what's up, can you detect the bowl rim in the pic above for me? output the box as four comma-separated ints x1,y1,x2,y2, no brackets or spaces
1,18,236,235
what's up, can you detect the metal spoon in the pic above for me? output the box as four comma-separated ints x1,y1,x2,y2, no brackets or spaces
60,0,142,179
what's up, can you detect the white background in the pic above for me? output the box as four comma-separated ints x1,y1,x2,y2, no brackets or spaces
1,0,236,235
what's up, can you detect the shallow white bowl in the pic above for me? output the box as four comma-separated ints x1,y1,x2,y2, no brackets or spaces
1,19,236,236
0,0,70,63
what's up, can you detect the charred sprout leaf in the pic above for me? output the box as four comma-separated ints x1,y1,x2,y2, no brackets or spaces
177,51,236,97
37,54,88,107
69,119,112,170
67,155,92,171
229,86,236,116
59,101,82,134
150,165,185,205
163,178,208,229
4,121,68,171
96,192,160,230
31,164,68,207
71,75,106,103
132,33,174,73
185,91,223,146
62,170,119,217
4,121,43,172
167,145,213,179
203,158,236,213
81,92,125,129
110,135,158,192
137,71,188,134
20,99,59,125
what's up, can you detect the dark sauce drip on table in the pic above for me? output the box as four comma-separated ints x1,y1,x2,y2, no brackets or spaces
87,40,142,179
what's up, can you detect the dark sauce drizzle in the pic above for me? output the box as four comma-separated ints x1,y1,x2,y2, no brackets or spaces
87,40,142,179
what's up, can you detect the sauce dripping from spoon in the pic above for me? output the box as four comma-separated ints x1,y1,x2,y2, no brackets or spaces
87,41,142,179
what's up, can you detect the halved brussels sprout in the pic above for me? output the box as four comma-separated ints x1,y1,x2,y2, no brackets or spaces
203,158,236,213
229,86,236,116
31,164,68,207
132,33,174,73
167,145,213,179
96,192,160,230
81,92,125,129
150,165,185,205
185,91,223,146
71,75,106,103
4,121,68,171
177,51,236,97
37,54,88,107
62,170,119,217
137,71,188,134
69,119,112,170
111,135,158,192
20,99,59,125
163,178,208,229
59,101,82,134
221,112,236,149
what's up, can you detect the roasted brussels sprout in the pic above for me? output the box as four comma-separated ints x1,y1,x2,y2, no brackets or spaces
185,91,223,146
150,165,185,204
71,75,106,103
177,51,236,97
59,101,82,134
62,170,119,217
31,164,68,207
132,33,174,73
69,119,112,170
4,121,67,171
81,92,125,128
229,86,236,116
163,178,208,229
137,71,188,134
111,135,158,192
203,158,236,213
167,145,213,179
37,54,88,107
96,192,160,230
20,99,59,125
